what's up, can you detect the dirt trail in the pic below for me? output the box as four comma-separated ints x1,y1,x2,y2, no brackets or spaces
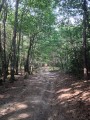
0,67,58,120
0,67,90,120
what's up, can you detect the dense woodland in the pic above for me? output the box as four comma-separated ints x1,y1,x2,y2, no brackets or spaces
0,0,90,83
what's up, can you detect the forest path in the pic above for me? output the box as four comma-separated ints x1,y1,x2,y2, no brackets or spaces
0,67,90,120
0,67,58,120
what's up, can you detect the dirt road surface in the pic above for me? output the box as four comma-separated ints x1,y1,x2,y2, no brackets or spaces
0,67,90,120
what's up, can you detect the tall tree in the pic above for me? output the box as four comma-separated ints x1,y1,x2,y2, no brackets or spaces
16,6,25,74
24,34,35,74
10,0,19,82
82,0,88,80
3,1,8,81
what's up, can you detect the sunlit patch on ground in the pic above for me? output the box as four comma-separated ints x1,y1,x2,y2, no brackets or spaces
56,88,71,93
0,68,90,120
0,94,11,99
0,102,28,117
16,113,30,119
15,102,28,110
0,104,16,116
55,73,90,120
9,113,30,120
58,90,82,100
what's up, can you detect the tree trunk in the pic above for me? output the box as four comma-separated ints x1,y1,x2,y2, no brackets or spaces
10,0,19,82
24,38,32,73
3,2,7,82
24,36,34,74
0,0,5,12
0,22,2,76
0,24,2,53
82,0,88,80
16,32,21,74
16,8,25,74
20,35,24,74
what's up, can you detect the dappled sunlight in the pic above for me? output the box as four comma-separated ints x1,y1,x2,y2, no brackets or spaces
9,113,30,120
0,106,16,116
0,69,58,120
55,76,90,101
56,83,90,103
56,88,71,94
74,84,82,88
0,102,28,117
0,101,33,120
81,92,90,101
16,113,30,119
57,89,83,102
54,75,90,120
15,102,28,110
0,94,10,99
0,68,89,120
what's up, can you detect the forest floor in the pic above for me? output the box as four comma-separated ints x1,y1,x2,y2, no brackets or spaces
0,67,90,120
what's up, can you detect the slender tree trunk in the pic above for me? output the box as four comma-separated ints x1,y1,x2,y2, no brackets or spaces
10,0,19,82
0,0,5,12
20,35,24,74
16,32,21,74
82,0,88,80
24,38,32,73
24,36,34,74
3,2,7,82
0,24,1,53
16,8,24,74
0,22,2,76
24,32,38,73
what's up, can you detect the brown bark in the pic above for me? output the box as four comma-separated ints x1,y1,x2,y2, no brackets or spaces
82,0,88,80
10,0,19,82
24,35,35,74
3,2,7,81
24,37,32,73
0,24,1,53
16,32,21,74
20,35,24,74
16,7,25,74
0,22,2,76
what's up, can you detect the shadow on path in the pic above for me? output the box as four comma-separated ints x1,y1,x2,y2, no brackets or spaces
0,68,90,120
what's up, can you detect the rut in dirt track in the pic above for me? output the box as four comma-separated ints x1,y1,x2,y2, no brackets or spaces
0,67,90,120
19,67,57,120
0,67,59,120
